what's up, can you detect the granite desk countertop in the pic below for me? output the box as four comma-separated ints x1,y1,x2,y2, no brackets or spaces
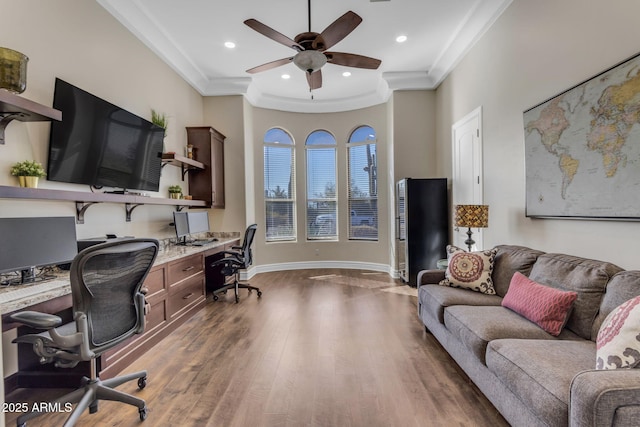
0,233,240,315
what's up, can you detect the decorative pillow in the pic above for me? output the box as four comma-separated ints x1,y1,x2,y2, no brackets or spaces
501,272,577,336
596,295,640,369
439,245,497,295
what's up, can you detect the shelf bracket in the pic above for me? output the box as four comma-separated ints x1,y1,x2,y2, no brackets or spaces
75,201,99,224
175,205,186,212
0,112,26,144
125,203,144,222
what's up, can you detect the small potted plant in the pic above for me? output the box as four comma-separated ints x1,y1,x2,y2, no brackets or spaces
168,184,182,199
10,160,46,188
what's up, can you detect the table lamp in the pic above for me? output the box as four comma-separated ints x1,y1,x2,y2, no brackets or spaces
454,204,489,252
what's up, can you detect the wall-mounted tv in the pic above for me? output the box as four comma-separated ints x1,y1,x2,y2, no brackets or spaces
47,78,164,192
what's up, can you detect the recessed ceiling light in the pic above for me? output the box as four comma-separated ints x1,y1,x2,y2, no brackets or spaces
281,74,291,79
224,41,236,49
342,71,351,77
396,35,408,43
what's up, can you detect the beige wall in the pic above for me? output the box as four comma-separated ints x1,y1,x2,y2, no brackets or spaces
435,0,640,269
392,90,438,182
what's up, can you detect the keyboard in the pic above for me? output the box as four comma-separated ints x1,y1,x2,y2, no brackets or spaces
191,238,218,246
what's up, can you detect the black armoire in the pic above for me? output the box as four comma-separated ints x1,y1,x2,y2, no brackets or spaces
396,178,448,287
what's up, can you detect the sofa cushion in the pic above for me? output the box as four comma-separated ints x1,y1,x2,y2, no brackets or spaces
592,270,640,339
502,272,578,336
596,295,640,369
486,339,596,427
418,284,502,324
443,305,581,364
492,245,545,297
528,253,623,340
440,245,497,294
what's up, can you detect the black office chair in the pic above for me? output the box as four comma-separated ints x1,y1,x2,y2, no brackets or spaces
211,224,261,303
9,238,159,427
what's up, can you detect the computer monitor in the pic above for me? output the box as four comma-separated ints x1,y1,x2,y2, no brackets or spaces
172,211,210,245
0,216,78,285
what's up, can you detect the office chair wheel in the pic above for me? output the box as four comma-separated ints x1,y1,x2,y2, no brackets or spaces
139,406,148,421
213,294,219,301
138,376,147,389
235,295,239,303
89,401,99,414
17,423,25,427
257,291,262,297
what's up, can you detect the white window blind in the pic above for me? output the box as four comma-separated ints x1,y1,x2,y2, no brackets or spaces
306,130,337,240
264,128,295,241
347,126,378,240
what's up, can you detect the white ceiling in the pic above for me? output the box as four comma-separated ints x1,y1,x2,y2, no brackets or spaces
97,0,512,113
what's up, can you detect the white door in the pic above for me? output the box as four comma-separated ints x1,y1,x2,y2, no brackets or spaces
452,107,484,250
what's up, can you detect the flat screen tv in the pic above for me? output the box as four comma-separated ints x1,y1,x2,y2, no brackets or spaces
47,78,164,192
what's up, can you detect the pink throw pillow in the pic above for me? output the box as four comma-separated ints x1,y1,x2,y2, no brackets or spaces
502,272,578,336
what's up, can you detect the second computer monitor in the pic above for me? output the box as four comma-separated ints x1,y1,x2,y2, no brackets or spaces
173,211,210,244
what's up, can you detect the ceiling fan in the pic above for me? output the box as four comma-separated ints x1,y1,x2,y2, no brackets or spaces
244,0,382,92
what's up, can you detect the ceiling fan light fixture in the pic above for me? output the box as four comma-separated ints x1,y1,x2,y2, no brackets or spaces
293,50,327,74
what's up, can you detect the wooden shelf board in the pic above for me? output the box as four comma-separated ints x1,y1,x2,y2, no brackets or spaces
0,185,207,207
161,153,205,170
0,90,61,122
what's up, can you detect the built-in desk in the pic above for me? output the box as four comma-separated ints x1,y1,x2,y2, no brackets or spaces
1,235,240,394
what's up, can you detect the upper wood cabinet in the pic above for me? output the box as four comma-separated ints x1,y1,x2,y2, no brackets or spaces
186,126,226,208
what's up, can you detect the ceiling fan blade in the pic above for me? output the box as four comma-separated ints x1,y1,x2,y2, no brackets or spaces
325,52,381,69
317,11,362,51
244,19,304,51
307,70,322,90
246,57,293,74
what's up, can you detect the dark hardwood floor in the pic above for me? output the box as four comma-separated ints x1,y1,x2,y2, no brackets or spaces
5,269,508,427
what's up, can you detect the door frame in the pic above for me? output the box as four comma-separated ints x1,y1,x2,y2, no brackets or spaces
451,106,485,249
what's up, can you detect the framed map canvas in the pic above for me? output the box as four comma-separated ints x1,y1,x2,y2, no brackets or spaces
524,52,640,220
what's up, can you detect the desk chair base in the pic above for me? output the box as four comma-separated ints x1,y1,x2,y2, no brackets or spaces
212,278,261,304
16,362,148,427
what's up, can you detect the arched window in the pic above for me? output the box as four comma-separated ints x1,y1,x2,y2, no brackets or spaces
305,130,337,240
347,126,377,240
264,128,295,241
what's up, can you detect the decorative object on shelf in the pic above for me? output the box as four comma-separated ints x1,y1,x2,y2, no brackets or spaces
454,204,489,252
185,143,194,159
10,160,46,188
183,195,192,200
151,109,168,152
168,184,182,199
0,47,28,94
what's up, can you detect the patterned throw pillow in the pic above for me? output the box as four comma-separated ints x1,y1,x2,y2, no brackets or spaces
596,295,640,369
439,245,497,294
502,272,578,336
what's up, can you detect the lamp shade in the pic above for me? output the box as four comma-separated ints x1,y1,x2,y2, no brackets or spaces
454,204,489,228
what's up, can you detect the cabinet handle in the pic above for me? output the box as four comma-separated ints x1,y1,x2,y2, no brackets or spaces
182,292,194,300
212,191,216,203
182,266,195,272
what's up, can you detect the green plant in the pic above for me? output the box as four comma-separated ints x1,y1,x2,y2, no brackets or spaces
151,109,168,136
10,160,46,177
168,184,182,194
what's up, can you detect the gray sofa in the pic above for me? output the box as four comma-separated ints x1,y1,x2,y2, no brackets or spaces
417,245,640,427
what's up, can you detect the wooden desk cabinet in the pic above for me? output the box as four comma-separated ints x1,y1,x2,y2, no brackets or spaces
187,126,226,208
101,253,206,378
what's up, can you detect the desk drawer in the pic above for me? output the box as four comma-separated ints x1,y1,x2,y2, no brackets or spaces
144,265,166,298
168,254,203,285
168,273,204,318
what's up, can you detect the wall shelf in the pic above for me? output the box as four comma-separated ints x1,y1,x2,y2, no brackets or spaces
161,153,205,180
0,185,207,223
0,90,62,144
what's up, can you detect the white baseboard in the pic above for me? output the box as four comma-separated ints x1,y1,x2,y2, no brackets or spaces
240,261,401,281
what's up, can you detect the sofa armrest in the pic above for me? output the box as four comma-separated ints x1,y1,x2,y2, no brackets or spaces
570,369,640,426
416,269,445,287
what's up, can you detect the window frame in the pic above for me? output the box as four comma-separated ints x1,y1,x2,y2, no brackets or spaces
347,126,378,241
305,130,338,241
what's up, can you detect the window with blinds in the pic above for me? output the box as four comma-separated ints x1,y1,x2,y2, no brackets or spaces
347,126,378,240
306,130,337,240
264,128,296,242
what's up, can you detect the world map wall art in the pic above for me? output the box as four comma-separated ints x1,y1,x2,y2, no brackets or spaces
524,52,640,220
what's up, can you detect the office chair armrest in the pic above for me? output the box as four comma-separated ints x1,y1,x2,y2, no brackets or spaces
231,245,242,250
210,257,244,268
9,311,63,329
